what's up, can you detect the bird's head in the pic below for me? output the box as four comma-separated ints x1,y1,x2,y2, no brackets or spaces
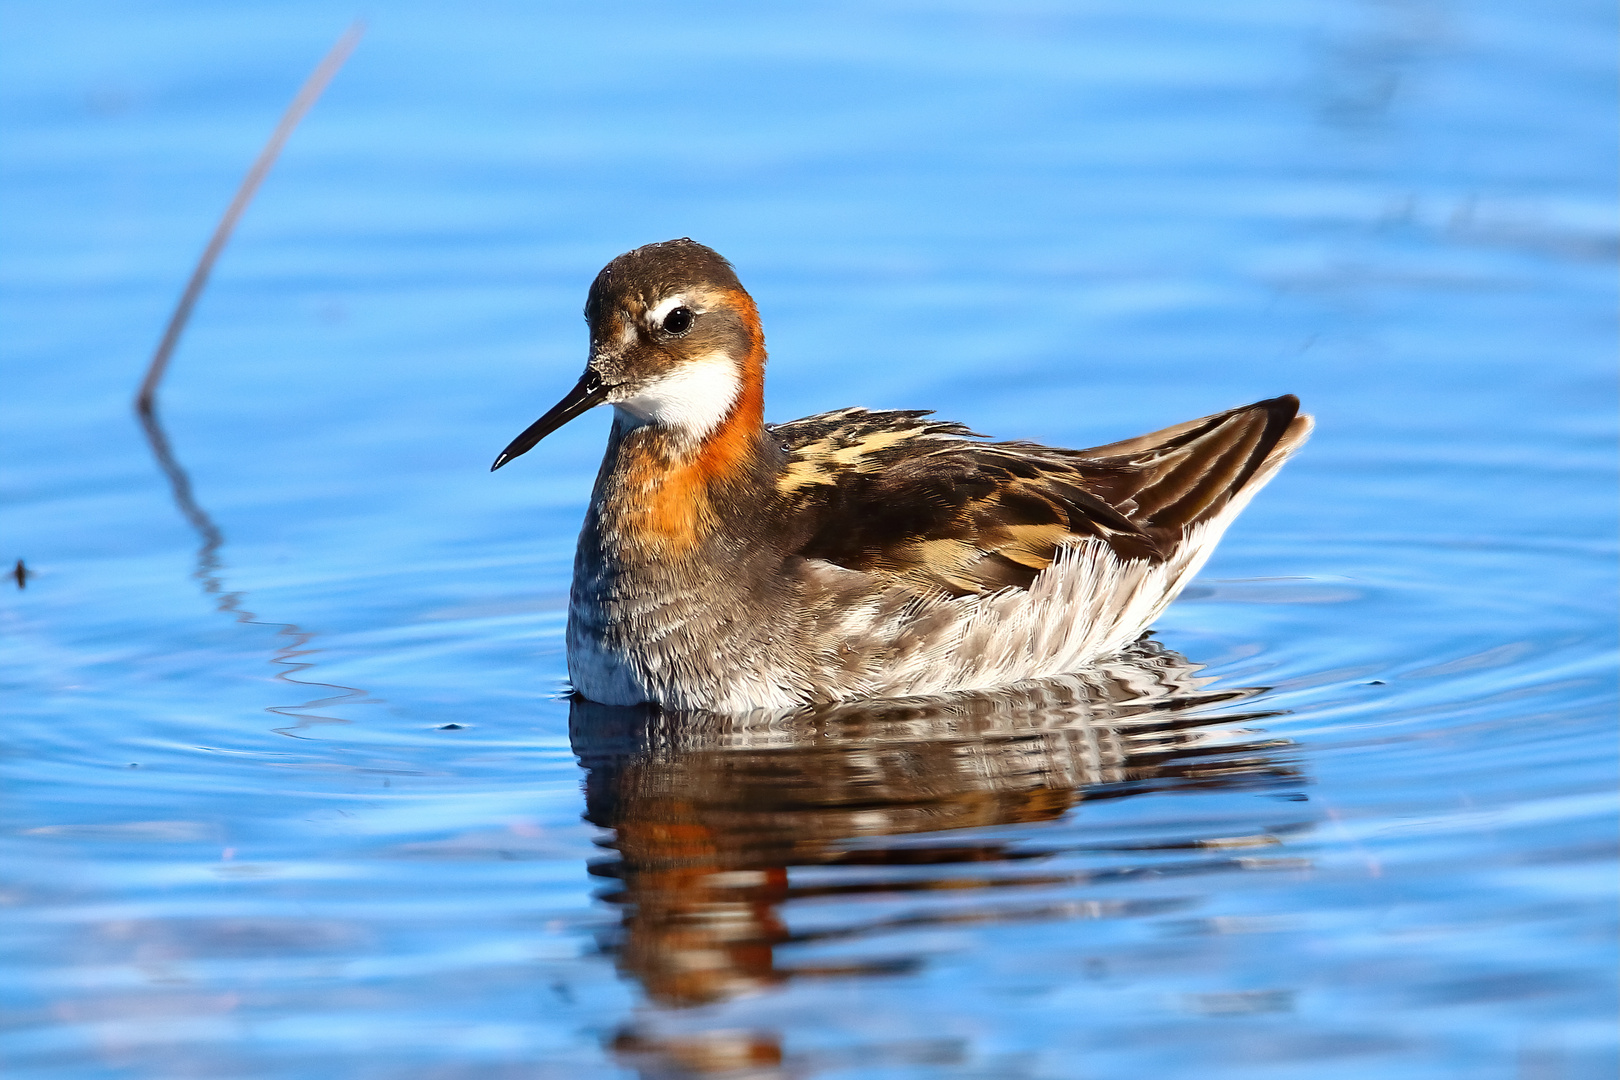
492,239,765,470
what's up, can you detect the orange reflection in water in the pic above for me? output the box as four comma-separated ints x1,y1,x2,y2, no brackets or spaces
572,642,1307,1077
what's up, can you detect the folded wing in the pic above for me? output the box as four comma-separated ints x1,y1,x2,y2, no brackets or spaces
772,396,1309,598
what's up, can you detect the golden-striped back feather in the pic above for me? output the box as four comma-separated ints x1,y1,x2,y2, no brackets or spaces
772,396,1308,598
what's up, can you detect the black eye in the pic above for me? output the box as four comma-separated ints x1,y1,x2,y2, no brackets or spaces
661,306,694,335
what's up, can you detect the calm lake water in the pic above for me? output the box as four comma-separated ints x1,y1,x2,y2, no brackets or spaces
3,2,1615,1077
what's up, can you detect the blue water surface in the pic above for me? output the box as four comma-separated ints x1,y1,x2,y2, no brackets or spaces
2,1,1615,1077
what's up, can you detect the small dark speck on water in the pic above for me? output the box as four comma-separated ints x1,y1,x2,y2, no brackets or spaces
1366,680,1387,686
127,763,138,769
13,559,28,589
437,723,465,730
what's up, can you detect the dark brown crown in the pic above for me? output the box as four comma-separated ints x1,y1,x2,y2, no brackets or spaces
585,239,747,324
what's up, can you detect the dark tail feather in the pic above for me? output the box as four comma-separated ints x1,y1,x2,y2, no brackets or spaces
1080,395,1309,535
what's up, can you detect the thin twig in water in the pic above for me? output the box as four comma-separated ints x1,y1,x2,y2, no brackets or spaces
136,20,364,416
134,22,371,735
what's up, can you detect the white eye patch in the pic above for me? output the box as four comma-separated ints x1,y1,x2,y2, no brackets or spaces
644,294,700,330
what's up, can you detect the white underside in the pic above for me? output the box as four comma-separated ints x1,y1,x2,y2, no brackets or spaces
826,445,1290,707
568,498,1254,715
828,521,1224,703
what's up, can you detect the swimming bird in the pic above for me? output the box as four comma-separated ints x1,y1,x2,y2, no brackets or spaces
493,239,1311,713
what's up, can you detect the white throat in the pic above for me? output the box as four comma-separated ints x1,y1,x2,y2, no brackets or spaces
613,351,742,444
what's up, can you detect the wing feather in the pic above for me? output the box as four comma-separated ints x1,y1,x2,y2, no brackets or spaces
772,397,1306,598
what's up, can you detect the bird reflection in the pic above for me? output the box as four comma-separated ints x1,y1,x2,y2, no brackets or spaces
571,640,1307,1077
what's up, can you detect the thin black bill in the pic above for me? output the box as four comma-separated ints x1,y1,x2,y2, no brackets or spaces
490,370,610,471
